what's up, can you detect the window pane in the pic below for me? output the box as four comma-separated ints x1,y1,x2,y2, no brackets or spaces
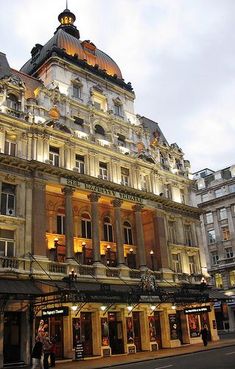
7,242,14,257
0,241,5,256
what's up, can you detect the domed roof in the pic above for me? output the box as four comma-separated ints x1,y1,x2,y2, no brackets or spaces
21,7,123,79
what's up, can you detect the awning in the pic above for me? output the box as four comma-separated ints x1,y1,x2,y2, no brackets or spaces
209,289,231,301
0,279,43,299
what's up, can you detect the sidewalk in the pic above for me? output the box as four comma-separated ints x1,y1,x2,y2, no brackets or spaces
53,336,235,369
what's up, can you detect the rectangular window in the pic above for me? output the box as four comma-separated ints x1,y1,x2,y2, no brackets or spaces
184,225,193,246
219,208,227,220
1,183,16,216
215,273,223,288
180,189,185,204
172,253,182,273
225,247,233,259
229,271,235,287
229,184,235,193
215,188,223,198
168,221,177,244
75,154,85,174
211,251,219,265
188,255,197,274
221,226,230,241
49,146,60,167
205,212,213,224
81,219,91,239
94,101,101,110
208,229,216,244
121,167,129,186
114,104,122,116
99,162,108,180
73,84,81,99
0,229,15,257
57,215,65,235
4,140,16,156
74,117,84,126
202,193,208,202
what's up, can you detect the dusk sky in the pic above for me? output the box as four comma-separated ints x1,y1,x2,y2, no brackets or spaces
1,0,235,172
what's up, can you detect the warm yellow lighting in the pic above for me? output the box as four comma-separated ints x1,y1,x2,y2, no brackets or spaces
100,305,107,311
71,305,78,311
150,250,154,255
127,306,133,312
150,305,156,311
107,244,111,249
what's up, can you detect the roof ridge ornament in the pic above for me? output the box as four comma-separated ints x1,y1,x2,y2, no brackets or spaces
57,5,80,39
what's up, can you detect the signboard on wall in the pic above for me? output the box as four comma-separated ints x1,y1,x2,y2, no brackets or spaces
42,306,69,318
184,306,211,315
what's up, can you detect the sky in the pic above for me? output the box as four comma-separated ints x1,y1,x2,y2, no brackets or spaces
1,0,235,172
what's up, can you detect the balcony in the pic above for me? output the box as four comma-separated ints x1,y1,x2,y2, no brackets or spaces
0,256,19,269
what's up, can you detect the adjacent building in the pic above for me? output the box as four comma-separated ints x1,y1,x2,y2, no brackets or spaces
193,166,235,331
0,6,219,368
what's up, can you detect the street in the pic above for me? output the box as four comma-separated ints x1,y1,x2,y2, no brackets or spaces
107,345,235,369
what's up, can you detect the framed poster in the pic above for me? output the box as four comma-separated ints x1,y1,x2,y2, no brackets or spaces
126,317,134,343
148,316,157,342
188,314,200,337
72,318,81,348
168,314,178,340
101,318,109,346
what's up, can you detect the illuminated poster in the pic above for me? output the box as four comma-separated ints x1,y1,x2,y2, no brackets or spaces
101,318,109,346
168,314,178,340
126,317,134,343
72,318,81,348
148,316,157,342
188,314,200,337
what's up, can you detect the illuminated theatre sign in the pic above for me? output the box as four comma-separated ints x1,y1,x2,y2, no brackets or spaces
61,177,144,203
184,306,211,315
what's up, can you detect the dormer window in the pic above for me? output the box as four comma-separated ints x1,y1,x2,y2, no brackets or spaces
7,94,20,111
113,98,123,117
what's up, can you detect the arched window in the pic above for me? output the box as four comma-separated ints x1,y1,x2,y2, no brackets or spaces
123,221,133,245
7,94,20,111
81,213,91,239
103,216,113,242
94,124,105,136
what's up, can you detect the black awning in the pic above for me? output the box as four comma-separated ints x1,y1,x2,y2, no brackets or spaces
0,279,43,298
209,289,231,301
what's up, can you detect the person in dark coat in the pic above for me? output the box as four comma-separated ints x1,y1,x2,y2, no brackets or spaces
200,324,209,346
31,336,43,369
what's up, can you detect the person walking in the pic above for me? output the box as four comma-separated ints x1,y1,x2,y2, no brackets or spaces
200,324,209,346
31,336,43,369
42,332,52,369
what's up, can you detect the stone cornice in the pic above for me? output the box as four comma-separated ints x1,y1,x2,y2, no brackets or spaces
0,154,202,219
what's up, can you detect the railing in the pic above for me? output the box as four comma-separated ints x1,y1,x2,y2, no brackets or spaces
129,269,141,279
48,262,67,274
0,256,19,269
79,264,95,276
106,267,120,278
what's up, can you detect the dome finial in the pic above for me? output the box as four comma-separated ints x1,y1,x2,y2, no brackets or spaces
66,0,68,9
57,4,80,39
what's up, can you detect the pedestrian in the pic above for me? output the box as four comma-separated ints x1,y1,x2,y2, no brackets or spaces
200,324,209,346
42,332,52,369
31,336,43,369
50,336,56,367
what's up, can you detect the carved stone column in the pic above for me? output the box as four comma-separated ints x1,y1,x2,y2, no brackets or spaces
63,186,75,260
88,192,101,263
133,204,147,269
111,198,125,265
32,179,47,257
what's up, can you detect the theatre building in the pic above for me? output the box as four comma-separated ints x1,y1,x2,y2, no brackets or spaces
0,6,219,367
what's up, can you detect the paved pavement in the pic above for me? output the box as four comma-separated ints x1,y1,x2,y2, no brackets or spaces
53,333,235,369
20,332,235,369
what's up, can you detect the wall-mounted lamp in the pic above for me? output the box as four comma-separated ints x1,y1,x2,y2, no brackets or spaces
150,250,154,270
127,305,133,312
71,305,78,311
100,305,107,311
69,269,77,282
150,305,156,311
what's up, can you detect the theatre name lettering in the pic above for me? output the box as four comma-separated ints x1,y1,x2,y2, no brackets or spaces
61,177,143,203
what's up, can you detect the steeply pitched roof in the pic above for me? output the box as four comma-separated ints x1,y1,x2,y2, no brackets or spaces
12,69,42,99
0,52,12,79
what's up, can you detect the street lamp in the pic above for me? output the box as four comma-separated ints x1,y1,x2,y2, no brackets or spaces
106,245,111,266
150,250,154,270
69,269,77,282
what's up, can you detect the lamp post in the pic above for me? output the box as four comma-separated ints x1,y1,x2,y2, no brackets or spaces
69,269,77,282
54,237,59,262
106,245,111,266
82,242,86,264
150,250,154,270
